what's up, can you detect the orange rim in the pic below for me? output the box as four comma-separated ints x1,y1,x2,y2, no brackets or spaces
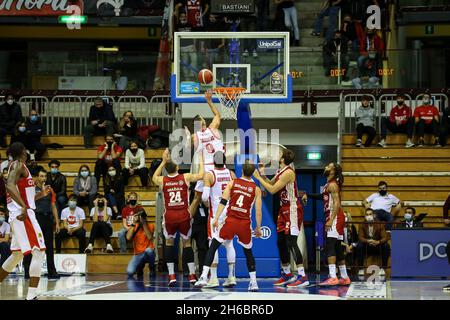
213,87,246,100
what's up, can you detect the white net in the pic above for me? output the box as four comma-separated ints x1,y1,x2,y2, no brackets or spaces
213,88,246,120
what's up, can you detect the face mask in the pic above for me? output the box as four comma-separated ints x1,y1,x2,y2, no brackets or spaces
31,115,38,122
0,216,5,223
68,201,77,209
51,168,58,174
18,127,26,133
397,100,404,105
7,99,13,105
366,215,374,223
107,141,113,147
180,19,188,25
129,199,137,206
80,171,89,178
404,213,413,221
108,170,116,177
98,202,105,208
423,98,430,104
130,148,138,153
379,190,387,196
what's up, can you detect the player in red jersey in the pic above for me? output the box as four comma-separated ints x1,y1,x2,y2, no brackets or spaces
0,142,47,300
195,163,262,292
152,149,204,286
319,162,351,286
253,149,309,288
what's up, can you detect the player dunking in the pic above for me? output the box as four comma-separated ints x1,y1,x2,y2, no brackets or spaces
201,151,237,288
152,149,204,286
253,148,309,288
0,142,47,300
195,162,262,292
319,162,351,286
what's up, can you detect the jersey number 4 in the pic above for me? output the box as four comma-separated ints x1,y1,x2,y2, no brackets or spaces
235,195,244,207
169,191,182,203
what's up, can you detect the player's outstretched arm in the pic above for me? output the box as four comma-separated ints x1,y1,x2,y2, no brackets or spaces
152,148,169,186
185,150,204,183
254,187,262,238
213,181,232,228
206,89,221,130
201,172,214,206
255,169,294,195
6,162,27,220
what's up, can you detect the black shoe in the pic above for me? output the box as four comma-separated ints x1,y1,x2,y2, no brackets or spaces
24,273,30,280
149,267,156,278
418,139,425,147
47,272,60,280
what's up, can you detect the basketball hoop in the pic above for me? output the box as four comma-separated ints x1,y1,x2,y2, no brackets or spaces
213,87,246,120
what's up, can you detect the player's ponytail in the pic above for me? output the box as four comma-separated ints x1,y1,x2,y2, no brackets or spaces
334,163,344,189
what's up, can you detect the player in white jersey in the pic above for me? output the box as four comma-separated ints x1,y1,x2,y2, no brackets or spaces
201,151,237,288
0,142,47,300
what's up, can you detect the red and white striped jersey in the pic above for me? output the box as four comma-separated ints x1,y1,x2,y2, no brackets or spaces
6,161,36,218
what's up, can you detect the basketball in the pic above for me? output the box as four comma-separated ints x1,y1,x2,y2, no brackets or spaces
198,69,214,85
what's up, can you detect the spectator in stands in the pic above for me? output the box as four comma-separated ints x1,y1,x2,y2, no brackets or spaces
397,207,423,229
46,159,68,218
0,94,22,148
11,120,46,162
311,0,343,41
113,69,128,90
122,142,148,187
10,121,30,155
117,111,144,151
24,169,60,280
0,207,11,267
440,104,450,147
204,14,225,69
275,0,300,46
126,208,156,280
323,30,350,80
356,208,390,277
83,97,116,148
85,194,114,254
378,93,415,148
25,110,47,161
357,28,384,70
0,151,12,172
73,165,98,211
414,94,441,147
55,195,86,254
352,51,380,89
94,135,123,185
362,181,401,231
443,193,450,226
104,165,125,219
342,211,358,270
0,168,6,206
175,0,209,28
119,192,143,253
341,14,359,55
355,95,376,147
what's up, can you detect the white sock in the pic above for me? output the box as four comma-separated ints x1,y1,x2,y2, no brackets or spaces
297,266,306,277
339,265,349,279
228,263,235,278
26,287,37,300
329,264,337,278
201,266,210,279
167,263,174,275
210,267,217,280
249,271,256,281
282,265,291,275
188,262,196,275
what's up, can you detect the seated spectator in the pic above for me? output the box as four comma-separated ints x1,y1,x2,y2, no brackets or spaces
85,194,114,254
362,181,401,231
311,0,342,41
356,208,390,277
342,211,358,270
0,151,13,173
126,208,156,279
0,93,22,148
73,165,98,211
116,111,145,151
113,69,128,90
351,51,380,89
355,95,376,147
357,27,384,71
440,104,450,147
414,93,441,147
46,159,68,218
55,195,87,254
443,193,450,227
119,192,143,253
397,207,423,229
25,109,47,161
378,93,415,148
10,119,46,162
94,135,123,185
122,142,148,187
83,97,116,148
323,30,349,80
104,166,125,219
341,14,359,55
275,0,300,46
0,207,11,266
0,168,6,206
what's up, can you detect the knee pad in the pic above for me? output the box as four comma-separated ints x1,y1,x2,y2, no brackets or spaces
29,249,45,278
243,248,256,273
2,251,23,273
223,240,236,264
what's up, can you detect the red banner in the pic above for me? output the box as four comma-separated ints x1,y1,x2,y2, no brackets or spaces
0,0,84,16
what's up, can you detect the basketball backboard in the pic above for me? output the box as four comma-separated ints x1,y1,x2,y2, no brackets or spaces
172,32,292,103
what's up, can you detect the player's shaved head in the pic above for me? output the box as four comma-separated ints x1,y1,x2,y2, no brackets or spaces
242,162,256,177
280,148,295,166
165,161,178,174
213,151,226,168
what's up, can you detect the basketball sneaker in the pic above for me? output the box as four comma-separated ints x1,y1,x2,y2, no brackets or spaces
194,276,208,288
377,139,387,148
318,277,339,287
355,139,362,147
405,140,415,148
168,274,177,287
223,276,237,288
443,284,450,292
286,276,310,288
84,243,93,253
205,277,219,288
106,244,114,253
339,277,351,286
188,274,198,284
273,272,296,286
248,280,259,292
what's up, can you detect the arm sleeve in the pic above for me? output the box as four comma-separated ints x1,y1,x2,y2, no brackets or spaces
389,108,396,123
358,225,367,243
88,106,95,122
379,226,388,244
89,177,98,196
78,208,86,220
390,194,400,206
73,178,80,196
138,149,146,169
201,187,211,203
366,193,376,203
59,175,67,197
125,150,130,169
